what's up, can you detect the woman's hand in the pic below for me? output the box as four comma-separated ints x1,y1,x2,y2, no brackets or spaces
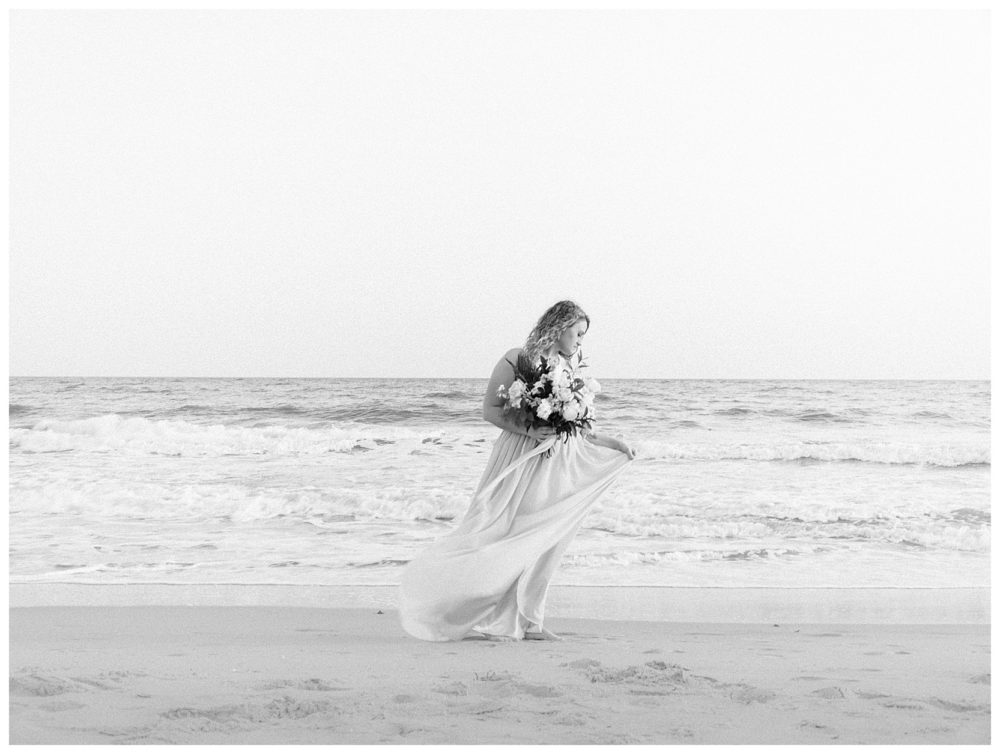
526,424,557,440
614,437,637,460
583,430,636,459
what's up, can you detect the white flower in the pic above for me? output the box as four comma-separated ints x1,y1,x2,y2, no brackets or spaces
582,391,595,407
552,369,571,388
554,386,573,403
585,377,601,393
562,400,581,421
508,379,525,399
536,399,553,420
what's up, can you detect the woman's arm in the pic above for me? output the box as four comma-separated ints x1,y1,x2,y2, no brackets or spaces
583,426,637,459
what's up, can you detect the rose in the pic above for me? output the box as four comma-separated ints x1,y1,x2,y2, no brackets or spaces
536,399,553,420
584,377,601,393
508,380,525,399
554,386,573,403
562,400,582,422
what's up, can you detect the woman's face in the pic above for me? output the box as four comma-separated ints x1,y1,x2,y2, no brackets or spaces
556,318,588,356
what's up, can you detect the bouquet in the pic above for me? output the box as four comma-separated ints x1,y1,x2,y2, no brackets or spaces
495,353,601,445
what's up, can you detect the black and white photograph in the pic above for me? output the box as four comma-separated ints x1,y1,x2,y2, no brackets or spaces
8,6,991,746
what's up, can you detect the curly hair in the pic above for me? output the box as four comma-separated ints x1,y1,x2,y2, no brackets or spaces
520,300,590,372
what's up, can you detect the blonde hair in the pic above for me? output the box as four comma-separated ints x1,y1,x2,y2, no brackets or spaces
521,300,590,371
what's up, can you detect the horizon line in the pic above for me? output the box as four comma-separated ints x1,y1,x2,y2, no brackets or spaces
7,374,991,382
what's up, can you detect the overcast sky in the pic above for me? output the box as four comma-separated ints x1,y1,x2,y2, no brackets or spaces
10,10,989,379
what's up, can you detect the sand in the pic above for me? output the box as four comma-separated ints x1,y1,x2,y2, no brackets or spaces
8,606,990,745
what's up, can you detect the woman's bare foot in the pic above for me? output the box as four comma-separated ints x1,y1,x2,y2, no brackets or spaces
524,627,562,641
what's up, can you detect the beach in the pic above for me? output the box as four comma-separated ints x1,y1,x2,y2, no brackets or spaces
9,588,990,745
9,376,990,744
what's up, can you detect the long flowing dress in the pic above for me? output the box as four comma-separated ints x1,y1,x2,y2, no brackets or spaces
399,353,633,641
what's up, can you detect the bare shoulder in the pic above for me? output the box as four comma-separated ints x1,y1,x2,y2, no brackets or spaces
488,348,522,379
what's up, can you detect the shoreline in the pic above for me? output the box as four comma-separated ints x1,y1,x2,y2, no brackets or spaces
10,606,990,744
9,583,990,624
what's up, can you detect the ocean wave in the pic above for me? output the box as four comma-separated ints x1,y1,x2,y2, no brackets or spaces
9,414,480,457
583,511,990,552
10,477,471,522
346,558,411,568
793,411,845,422
563,547,810,567
318,405,472,424
715,407,860,423
634,440,989,467
712,407,860,422
9,403,35,416
10,413,989,468
911,410,955,420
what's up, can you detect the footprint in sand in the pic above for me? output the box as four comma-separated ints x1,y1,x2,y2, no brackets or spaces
880,699,926,711
564,658,602,670
724,683,776,704
70,676,123,691
568,659,691,695
810,686,848,700
10,674,84,697
464,701,506,716
855,690,891,700
925,697,989,713
579,660,688,686
471,670,561,698
473,670,516,682
98,724,167,743
431,680,469,696
799,720,832,731
515,682,561,698
258,678,345,692
391,722,428,737
160,695,332,732
566,659,775,705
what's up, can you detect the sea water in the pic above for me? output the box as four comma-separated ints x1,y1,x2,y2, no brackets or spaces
9,377,989,593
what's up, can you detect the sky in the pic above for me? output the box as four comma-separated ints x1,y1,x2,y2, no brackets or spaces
9,9,990,379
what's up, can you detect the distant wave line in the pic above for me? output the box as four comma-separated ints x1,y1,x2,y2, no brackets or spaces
7,579,990,590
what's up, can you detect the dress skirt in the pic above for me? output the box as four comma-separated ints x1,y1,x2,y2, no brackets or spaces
398,429,632,641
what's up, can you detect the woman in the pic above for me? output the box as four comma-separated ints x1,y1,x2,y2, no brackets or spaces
399,300,636,642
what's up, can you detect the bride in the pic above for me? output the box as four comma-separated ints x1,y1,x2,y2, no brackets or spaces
399,300,636,642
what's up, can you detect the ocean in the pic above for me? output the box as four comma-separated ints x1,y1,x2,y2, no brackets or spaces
9,377,990,594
